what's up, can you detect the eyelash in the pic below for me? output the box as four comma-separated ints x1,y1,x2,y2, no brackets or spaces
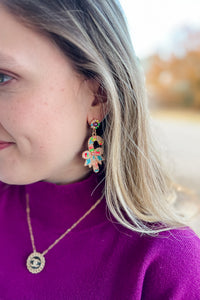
0,73,14,86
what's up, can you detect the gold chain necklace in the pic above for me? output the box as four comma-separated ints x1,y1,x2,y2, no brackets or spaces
26,193,102,274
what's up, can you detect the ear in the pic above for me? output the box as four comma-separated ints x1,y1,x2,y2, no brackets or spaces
87,82,109,125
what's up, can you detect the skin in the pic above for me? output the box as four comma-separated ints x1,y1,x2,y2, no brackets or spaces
0,6,104,185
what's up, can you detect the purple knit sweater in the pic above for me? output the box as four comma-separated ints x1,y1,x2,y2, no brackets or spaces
0,172,200,299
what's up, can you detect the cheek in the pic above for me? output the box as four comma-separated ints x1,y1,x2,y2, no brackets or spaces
0,98,52,156
25,103,86,159
0,84,88,161
47,105,88,155
0,102,28,144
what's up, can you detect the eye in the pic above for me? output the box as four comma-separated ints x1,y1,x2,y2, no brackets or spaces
0,73,13,85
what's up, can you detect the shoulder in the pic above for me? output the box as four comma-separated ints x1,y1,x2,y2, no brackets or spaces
142,225,200,255
138,227,200,299
101,222,200,298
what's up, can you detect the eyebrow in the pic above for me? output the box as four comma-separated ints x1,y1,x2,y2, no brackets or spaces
0,52,21,67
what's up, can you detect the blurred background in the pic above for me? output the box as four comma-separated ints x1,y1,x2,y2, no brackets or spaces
120,0,200,235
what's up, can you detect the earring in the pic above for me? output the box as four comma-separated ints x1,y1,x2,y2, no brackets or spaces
82,120,104,173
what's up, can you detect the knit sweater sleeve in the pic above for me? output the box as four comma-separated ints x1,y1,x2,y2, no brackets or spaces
141,227,200,299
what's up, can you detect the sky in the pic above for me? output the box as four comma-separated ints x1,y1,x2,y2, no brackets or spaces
120,0,200,59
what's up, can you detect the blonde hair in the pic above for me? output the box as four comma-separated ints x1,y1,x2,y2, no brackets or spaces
1,0,191,235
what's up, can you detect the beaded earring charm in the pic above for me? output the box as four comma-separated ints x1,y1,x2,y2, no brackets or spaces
82,120,104,173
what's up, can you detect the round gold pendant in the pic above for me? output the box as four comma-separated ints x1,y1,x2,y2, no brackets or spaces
26,252,45,274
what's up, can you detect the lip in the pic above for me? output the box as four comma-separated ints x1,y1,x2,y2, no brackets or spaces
0,142,14,150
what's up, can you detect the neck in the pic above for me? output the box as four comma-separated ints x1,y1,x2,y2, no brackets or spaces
43,168,92,185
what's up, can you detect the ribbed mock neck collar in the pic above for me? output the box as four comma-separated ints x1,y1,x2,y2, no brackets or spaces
24,171,106,232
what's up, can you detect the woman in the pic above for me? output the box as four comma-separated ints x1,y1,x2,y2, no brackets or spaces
0,0,199,299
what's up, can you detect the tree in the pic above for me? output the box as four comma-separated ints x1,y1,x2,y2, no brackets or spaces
144,27,200,109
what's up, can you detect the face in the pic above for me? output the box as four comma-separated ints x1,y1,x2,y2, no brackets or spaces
0,6,102,185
